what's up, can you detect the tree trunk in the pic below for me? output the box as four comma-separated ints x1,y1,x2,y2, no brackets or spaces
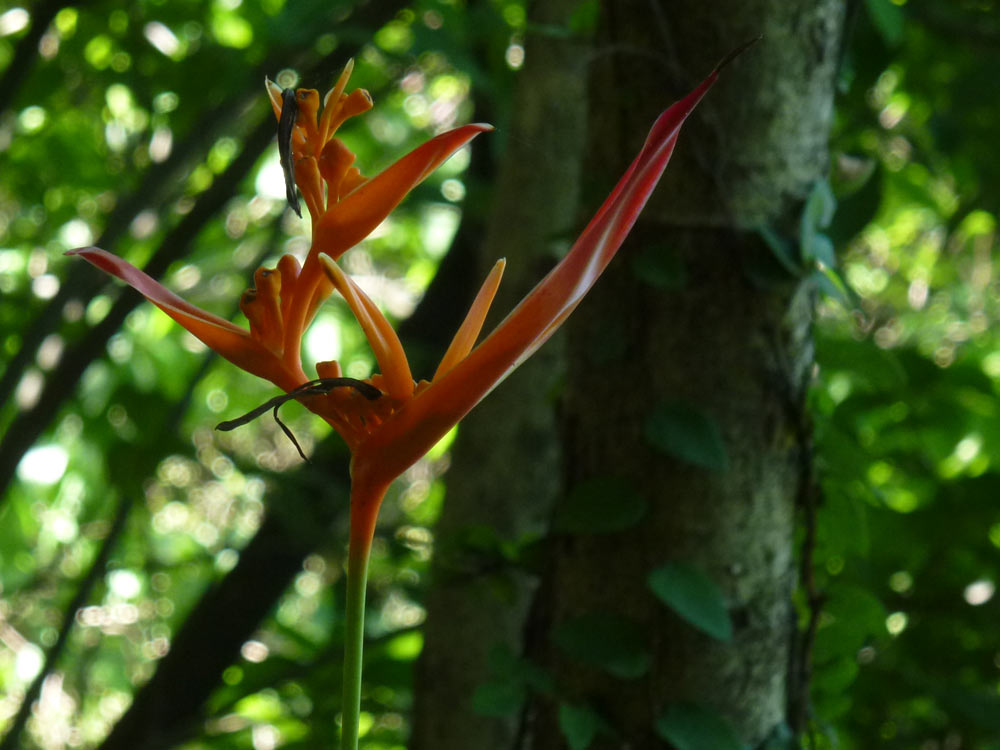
409,1,588,749
521,2,843,748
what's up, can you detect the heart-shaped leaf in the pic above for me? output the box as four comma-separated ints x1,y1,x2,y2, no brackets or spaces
552,611,650,679
655,702,743,750
647,561,732,641
558,703,611,750
553,476,648,535
643,402,728,471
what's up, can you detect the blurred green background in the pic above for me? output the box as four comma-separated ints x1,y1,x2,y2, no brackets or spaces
1,0,1000,748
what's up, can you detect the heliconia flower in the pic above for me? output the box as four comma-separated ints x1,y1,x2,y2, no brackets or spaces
71,54,727,552
69,60,488,392
70,50,738,750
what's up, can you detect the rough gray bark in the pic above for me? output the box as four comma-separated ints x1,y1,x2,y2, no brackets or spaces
521,2,843,748
408,2,589,749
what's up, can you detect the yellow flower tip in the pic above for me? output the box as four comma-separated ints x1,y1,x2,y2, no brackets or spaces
265,77,284,118
323,58,355,108
432,256,507,381
316,359,343,379
319,59,371,145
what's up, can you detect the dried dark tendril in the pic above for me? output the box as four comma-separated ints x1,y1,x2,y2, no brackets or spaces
278,87,301,217
216,377,382,461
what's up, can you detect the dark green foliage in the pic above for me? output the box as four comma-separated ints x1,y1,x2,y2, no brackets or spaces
629,243,687,290
551,611,651,680
643,401,729,472
552,475,647,535
647,562,733,642
654,702,744,750
472,644,553,718
558,702,611,750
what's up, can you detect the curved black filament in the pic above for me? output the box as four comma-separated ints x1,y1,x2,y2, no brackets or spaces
216,377,382,461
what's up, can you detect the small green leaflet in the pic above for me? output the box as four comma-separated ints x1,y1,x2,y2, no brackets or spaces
551,612,651,679
629,243,687,289
800,179,837,270
655,702,744,750
643,401,729,472
471,681,525,717
865,0,905,46
472,644,554,716
552,476,648,535
647,562,733,642
558,703,611,750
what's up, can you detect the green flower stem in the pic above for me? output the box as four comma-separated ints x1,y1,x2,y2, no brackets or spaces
340,537,369,750
339,482,384,750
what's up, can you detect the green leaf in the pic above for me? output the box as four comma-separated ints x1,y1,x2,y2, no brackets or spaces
801,180,838,271
568,0,600,34
829,160,881,247
485,644,555,695
813,584,886,662
552,476,648,535
552,612,651,679
647,562,733,641
758,225,804,276
802,178,837,232
584,313,628,365
629,244,687,289
643,402,729,472
812,655,860,695
810,267,857,308
760,722,797,750
803,232,836,269
813,691,852,721
558,703,610,750
865,0,905,46
814,334,907,391
817,489,870,558
471,681,525,717
655,702,743,750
